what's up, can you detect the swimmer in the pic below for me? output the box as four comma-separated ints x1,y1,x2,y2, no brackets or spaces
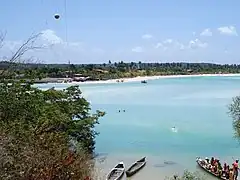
171,126,178,133
123,110,125,112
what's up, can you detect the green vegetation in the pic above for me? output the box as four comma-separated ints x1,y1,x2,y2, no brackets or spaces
0,33,105,180
229,96,240,140
0,81,105,179
166,170,205,180
1,61,240,81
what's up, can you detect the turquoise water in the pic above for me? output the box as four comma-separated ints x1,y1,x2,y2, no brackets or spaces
36,76,240,179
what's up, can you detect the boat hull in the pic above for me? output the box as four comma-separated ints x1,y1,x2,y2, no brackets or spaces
106,170,124,180
126,162,146,177
106,162,125,180
126,157,146,177
196,157,226,180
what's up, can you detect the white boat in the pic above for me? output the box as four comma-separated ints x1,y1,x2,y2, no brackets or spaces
106,162,125,180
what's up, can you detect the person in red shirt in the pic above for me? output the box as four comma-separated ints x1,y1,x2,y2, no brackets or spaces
233,159,239,180
213,158,217,164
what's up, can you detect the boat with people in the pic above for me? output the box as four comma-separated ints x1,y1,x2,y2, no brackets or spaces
196,157,227,179
126,157,146,177
106,162,125,180
196,157,239,180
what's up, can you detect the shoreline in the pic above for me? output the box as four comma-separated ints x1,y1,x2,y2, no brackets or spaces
56,73,240,85
95,152,232,180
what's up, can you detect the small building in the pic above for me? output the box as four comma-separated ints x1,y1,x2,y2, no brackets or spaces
72,74,90,82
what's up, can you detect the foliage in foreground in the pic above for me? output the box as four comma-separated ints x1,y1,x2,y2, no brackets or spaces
167,170,205,180
228,95,240,139
0,81,105,180
0,31,107,180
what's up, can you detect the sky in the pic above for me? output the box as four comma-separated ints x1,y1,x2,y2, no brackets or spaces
0,0,240,64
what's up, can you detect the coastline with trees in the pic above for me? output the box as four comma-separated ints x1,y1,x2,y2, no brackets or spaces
1,60,240,84
1,33,240,180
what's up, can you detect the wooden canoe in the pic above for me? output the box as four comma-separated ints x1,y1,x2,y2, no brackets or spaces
106,162,125,180
196,157,227,180
126,157,146,177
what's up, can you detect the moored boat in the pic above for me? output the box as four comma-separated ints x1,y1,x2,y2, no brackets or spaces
141,80,147,83
126,157,146,177
106,162,125,180
196,157,226,180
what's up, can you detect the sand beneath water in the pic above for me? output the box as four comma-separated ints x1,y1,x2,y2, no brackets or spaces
94,153,223,180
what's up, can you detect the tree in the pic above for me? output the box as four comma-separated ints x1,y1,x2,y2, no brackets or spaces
228,96,240,139
0,83,104,179
0,32,105,179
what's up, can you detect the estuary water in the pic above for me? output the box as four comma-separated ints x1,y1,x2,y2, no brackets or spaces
35,76,240,179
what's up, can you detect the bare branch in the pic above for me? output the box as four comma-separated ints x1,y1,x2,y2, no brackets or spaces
0,31,6,49
8,33,43,63
35,58,44,64
0,32,44,78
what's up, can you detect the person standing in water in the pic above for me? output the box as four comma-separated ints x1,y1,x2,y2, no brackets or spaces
233,159,239,180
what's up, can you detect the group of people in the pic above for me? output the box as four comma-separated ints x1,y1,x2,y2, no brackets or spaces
201,157,239,180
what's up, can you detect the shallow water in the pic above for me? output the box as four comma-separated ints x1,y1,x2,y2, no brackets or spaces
35,76,240,179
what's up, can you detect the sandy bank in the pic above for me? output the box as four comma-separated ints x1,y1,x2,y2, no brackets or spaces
65,73,240,85
95,153,227,180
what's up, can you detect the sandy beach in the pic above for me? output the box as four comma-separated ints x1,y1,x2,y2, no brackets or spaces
95,153,228,180
95,153,186,180
64,73,240,85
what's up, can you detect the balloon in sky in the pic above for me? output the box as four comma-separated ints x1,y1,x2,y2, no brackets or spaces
54,14,60,20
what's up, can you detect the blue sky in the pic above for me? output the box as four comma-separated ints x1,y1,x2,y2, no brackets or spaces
1,0,240,64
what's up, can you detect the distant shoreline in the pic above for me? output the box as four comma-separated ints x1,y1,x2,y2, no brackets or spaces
46,73,240,85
